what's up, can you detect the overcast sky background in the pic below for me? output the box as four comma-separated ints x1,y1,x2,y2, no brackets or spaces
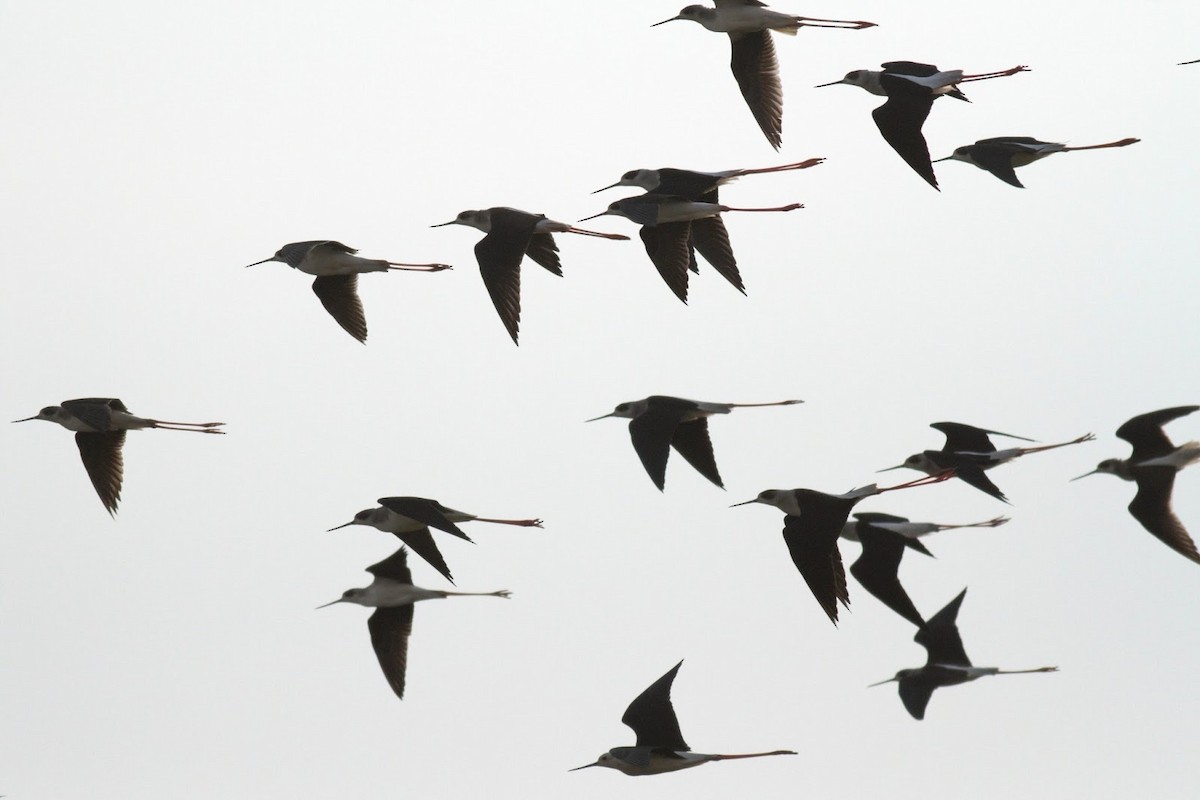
2,1,1199,798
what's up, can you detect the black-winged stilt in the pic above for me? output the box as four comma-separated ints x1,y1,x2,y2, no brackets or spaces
730,472,954,625
881,421,1094,503
580,195,801,303
816,62,1028,189
588,395,802,491
328,497,543,584
317,547,511,700
13,398,224,515
651,1,875,149
244,240,450,343
1073,406,1200,564
870,588,1057,720
432,207,627,344
933,136,1140,188
570,660,795,775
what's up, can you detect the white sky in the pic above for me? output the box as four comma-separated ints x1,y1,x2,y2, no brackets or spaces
2,1,1198,798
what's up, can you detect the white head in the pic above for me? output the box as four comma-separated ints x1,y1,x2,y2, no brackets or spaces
327,507,390,531
316,587,371,609
593,169,658,194
586,399,647,422
12,406,68,425
815,70,884,94
431,209,491,232
651,6,712,27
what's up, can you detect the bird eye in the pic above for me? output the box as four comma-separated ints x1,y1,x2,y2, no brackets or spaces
621,170,636,180
760,490,777,500
615,403,630,412
905,456,920,466
354,511,371,521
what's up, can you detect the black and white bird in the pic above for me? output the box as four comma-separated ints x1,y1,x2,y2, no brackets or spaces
841,512,1010,543
13,397,225,515
592,159,821,296
317,547,511,700
328,497,543,584
870,588,1058,720
844,513,935,627
571,660,796,775
652,1,875,149
580,195,801,302
881,421,1094,503
244,240,450,343
731,473,954,625
432,207,628,344
1073,406,1200,564
588,395,802,490
816,62,1028,189
933,136,1140,188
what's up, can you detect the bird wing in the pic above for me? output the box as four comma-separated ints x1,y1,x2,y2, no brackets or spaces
61,398,119,431
897,675,938,720
475,209,540,345
944,454,1009,503
1117,406,1200,461
523,232,563,276
871,80,937,189
931,421,1034,452
638,222,693,304
312,275,368,343
1128,468,1200,563
729,30,783,150
368,605,414,700
655,170,722,201
377,497,473,541
670,418,724,488
627,401,690,490
963,144,1025,188
365,546,414,584
915,588,970,666
880,61,941,77
782,514,850,625
688,217,744,294
850,525,930,627
392,528,456,584
622,660,689,751
74,431,125,515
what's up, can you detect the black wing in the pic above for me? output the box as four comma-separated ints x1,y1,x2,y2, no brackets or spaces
377,497,473,541
897,674,939,720
670,418,724,488
368,605,414,700
853,511,911,524
475,209,541,344
312,275,368,343
627,400,691,490
689,217,744,294
622,660,689,751
392,528,456,584
729,30,783,150
850,524,931,627
365,546,414,584
655,170,722,201
942,454,1009,503
872,75,937,189
915,588,970,666
1117,406,1199,462
1128,468,1200,564
75,431,125,515
932,421,1035,452
782,513,849,626
524,232,563,276
964,144,1026,188
638,222,693,304
62,398,120,431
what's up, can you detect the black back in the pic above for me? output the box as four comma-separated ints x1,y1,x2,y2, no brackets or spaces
850,523,933,627
872,74,937,189
915,588,971,666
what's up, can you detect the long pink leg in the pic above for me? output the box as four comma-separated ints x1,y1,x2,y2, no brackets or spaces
387,262,452,271
735,158,825,177
719,203,804,213
1062,138,1140,151
726,400,804,408
879,470,956,493
797,17,876,29
711,750,798,761
1016,433,1095,455
564,227,630,240
473,517,544,528
960,65,1030,82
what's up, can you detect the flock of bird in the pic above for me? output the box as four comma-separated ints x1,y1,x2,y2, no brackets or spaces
10,0,1199,783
